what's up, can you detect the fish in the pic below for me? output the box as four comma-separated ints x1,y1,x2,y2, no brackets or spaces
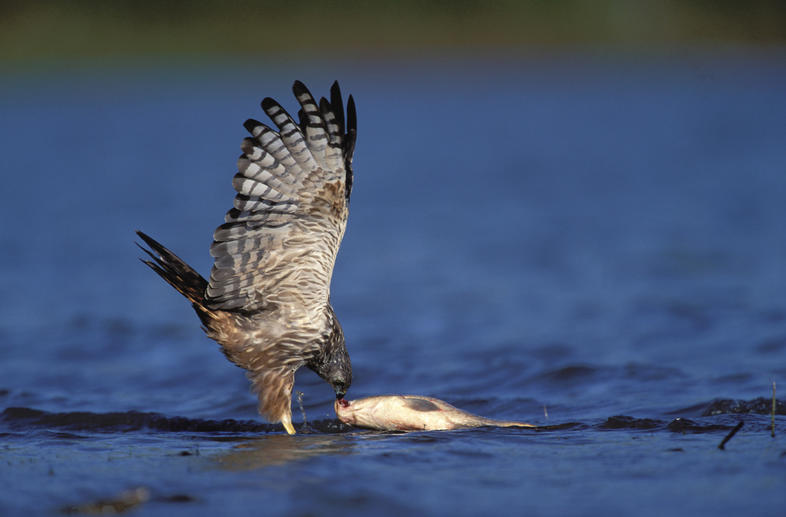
334,395,534,431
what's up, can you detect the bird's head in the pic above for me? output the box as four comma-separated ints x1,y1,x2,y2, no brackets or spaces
309,308,353,399
311,341,352,399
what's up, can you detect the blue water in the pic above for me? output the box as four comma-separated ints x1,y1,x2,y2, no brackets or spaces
1,52,785,515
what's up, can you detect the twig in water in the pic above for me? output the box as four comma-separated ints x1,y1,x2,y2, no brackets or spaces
296,391,307,428
718,421,744,450
772,381,777,439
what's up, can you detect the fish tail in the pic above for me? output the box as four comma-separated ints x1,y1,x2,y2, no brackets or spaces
136,231,213,325
498,421,535,428
471,415,535,428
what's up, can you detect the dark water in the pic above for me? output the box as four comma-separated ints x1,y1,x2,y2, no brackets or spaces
1,53,785,515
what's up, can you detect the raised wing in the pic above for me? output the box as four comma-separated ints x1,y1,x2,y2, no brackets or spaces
205,81,357,314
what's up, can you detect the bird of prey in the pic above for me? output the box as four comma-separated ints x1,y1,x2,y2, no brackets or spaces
137,81,357,435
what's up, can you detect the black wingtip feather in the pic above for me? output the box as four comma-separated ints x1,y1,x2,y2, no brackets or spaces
344,94,357,163
330,81,345,134
346,94,357,134
260,97,278,112
243,118,262,134
292,80,309,97
343,93,357,201
345,129,357,160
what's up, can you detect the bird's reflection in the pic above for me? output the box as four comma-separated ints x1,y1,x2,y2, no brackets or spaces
214,431,354,470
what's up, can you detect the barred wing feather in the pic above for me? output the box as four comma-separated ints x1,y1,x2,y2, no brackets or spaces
206,81,356,313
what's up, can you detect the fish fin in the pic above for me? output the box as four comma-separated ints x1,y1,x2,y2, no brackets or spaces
403,398,441,412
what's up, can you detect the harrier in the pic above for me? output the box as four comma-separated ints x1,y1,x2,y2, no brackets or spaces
137,81,356,435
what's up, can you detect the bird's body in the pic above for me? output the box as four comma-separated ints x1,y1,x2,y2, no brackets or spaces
138,81,356,435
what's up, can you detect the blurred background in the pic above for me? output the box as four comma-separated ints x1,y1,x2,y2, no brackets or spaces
2,0,786,62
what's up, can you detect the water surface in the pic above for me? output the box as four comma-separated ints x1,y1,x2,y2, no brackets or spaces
1,53,785,515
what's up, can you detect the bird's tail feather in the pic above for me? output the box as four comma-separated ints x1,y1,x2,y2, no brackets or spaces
136,230,209,312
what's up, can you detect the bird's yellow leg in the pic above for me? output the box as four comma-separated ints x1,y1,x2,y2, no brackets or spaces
281,414,296,435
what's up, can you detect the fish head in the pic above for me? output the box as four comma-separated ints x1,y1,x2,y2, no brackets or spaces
334,396,420,430
333,396,388,427
334,397,359,425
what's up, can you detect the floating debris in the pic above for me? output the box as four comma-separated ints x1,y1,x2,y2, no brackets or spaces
718,421,744,450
